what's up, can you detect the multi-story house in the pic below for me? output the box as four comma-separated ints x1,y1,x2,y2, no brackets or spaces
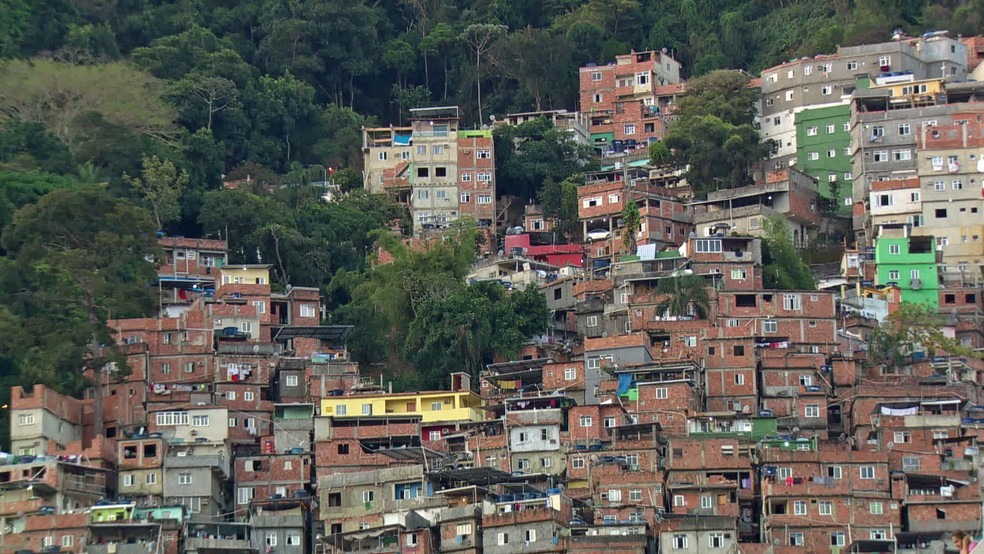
249,497,311,554
873,223,940,307
914,120,984,265
8,384,84,456
579,50,683,151
762,32,967,169
117,434,166,503
692,168,820,247
157,236,227,316
363,106,496,249
87,504,186,554
796,104,854,212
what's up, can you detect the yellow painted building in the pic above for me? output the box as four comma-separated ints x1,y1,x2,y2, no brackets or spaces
321,390,485,423
871,78,944,105
216,264,271,287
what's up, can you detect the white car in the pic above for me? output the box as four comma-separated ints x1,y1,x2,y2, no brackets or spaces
586,229,611,242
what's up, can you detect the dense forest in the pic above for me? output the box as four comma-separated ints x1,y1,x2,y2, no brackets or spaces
0,0,981,439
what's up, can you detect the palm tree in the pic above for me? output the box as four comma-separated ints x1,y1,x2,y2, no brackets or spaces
655,274,711,319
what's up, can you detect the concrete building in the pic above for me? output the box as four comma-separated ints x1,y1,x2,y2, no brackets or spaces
362,106,497,250
796,103,854,211
873,223,940,307
579,50,684,152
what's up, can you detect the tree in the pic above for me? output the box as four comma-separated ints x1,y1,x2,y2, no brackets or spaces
391,84,431,125
621,199,640,253
124,155,189,230
538,175,580,240
762,215,815,290
173,76,239,131
494,117,596,201
383,38,416,89
2,187,160,436
654,274,711,319
867,302,984,373
420,22,456,100
0,169,84,231
0,60,177,154
495,27,574,111
459,24,507,124
664,70,774,196
648,141,670,167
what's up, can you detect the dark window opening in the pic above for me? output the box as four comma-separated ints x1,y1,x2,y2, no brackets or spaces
734,345,745,356
708,347,716,355
935,208,947,218
909,236,933,253
328,493,341,507
124,446,137,459
673,448,683,458
554,288,562,300
967,294,977,303
435,167,447,177
736,294,757,307
338,444,350,455
945,294,956,304
417,167,429,178
106,427,117,438
143,444,157,458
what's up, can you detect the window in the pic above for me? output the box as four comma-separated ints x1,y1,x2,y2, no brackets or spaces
783,294,801,311
936,236,949,247
735,374,745,385
572,457,585,469
624,124,636,135
286,534,301,546
709,533,725,548
828,465,842,479
284,374,299,387
417,189,429,200
910,191,920,202
604,416,616,428
156,411,189,426
608,489,622,502
701,495,713,509
238,487,254,505
888,270,900,280
476,194,492,204
17,413,35,425
805,404,820,418
416,167,429,179
244,391,254,401
265,533,277,547
794,501,807,515
585,315,598,328
778,467,793,479
656,387,668,399
871,530,888,540
636,72,649,86
733,345,745,356
377,151,388,161
524,529,537,543
860,466,876,479
765,98,774,107
580,415,593,427
894,149,911,161
460,192,471,203
764,320,777,334
673,534,688,549
192,415,209,427
674,495,686,506
902,456,920,471
146,473,157,485
898,123,910,135
831,532,846,547
297,303,318,319
790,533,804,546
869,500,884,514
786,90,794,101
808,151,819,161
807,126,818,136
161,362,170,374
123,474,134,487
362,403,373,415
498,533,509,546
873,150,888,162
821,85,832,95
184,362,195,373
731,269,747,280
847,60,858,70
819,501,832,515
362,490,375,504
178,473,192,485
565,367,577,381
935,208,948,218
695,239,722,253
826,124,835,134
62,536,74,548
476,149,491,159
727,318,740,327
879,55,891,67
952,179,964,190
629,489,643,502
591,71,602,81
843,122,851,132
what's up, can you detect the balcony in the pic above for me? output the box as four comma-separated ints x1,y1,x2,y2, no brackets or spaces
694,204,777,224
903,414,961,428
186,537,254,551
217,342,282,356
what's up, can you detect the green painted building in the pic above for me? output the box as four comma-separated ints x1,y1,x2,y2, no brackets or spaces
874,226,939,308
795,104,853,215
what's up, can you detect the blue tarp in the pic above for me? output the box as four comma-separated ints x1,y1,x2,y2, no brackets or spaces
617,373,634,395
394,134,412,145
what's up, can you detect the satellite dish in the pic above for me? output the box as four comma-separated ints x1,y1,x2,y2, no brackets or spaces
489,115,496,122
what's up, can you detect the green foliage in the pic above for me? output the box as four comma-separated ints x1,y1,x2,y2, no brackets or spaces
664,70,774,197
0,169,84,231
655,274,711,319
621,200,640,252
538,175,580,240
867,302,984,372
124,155,190,230
648,141,670,167
761,215,816,290
494,118,596,201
